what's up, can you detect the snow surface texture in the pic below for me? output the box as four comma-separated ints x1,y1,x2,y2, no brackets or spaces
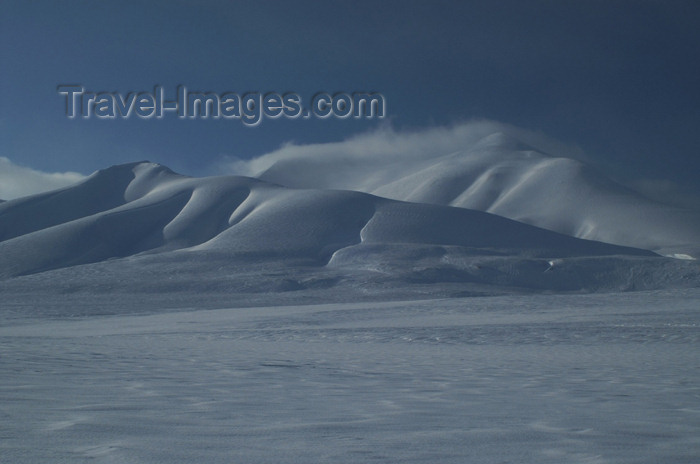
0,161,698,296
2,290,699,463
241,125,700,258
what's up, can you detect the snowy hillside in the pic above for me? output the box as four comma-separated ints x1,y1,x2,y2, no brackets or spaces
249,128,700,258
1,161,698,298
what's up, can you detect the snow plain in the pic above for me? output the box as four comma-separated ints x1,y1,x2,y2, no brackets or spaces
2,290,699,463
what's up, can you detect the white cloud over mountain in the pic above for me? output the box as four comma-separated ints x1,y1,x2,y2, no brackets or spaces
0,157,85,200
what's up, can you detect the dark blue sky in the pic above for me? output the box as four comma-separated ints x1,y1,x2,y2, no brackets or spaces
1,0,699,201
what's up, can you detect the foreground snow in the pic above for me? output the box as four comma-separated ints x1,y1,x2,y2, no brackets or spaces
2,290,699,463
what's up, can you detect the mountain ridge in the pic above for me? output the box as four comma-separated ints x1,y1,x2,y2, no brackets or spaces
1,160,698,296
0,161,656,277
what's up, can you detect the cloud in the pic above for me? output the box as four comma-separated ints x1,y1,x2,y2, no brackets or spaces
223,119,587,191
0,157,86,201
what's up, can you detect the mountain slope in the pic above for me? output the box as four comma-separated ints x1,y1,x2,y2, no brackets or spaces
0,161,659,286
254,131,700,258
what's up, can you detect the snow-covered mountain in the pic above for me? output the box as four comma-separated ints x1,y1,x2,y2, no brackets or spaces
0,161,698,298
252,130,700,259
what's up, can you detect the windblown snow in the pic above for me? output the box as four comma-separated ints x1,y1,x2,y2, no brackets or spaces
248,126,700,258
